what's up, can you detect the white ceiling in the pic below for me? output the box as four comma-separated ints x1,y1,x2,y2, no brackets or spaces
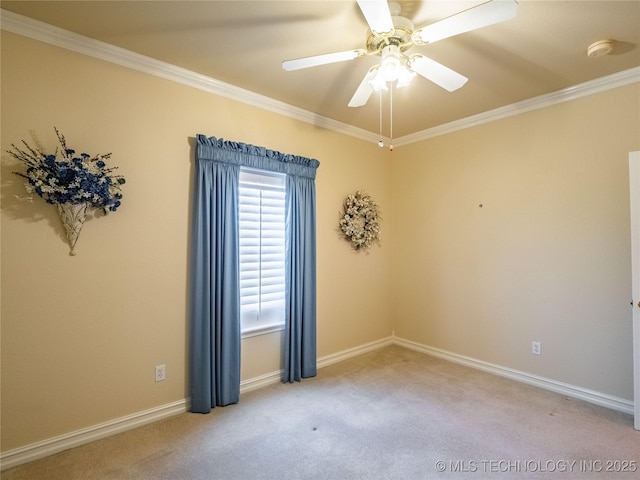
2,1,639,138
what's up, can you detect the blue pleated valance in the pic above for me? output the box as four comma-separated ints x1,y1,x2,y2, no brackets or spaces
196,135,320,179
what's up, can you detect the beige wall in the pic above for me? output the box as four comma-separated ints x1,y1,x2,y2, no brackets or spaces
2,28,639,456
0,32,392,451
392,83,640,400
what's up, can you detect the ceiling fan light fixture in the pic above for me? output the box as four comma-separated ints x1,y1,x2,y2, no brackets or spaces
379,45,403,81
368,45,417,91
396,66,416,88
368,71,389,91
285,0,519,112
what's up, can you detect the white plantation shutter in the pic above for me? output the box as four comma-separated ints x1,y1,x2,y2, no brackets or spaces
239,168,286,332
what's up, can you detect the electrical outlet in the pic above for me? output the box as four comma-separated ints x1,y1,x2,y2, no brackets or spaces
155,364,166,382
532,341,542,355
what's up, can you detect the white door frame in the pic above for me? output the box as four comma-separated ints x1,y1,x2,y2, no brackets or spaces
630,151,640,430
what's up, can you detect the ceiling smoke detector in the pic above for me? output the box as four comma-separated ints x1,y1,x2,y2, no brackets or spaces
587,40,614,58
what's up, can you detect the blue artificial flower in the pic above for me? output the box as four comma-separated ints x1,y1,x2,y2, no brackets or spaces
9,128,124,212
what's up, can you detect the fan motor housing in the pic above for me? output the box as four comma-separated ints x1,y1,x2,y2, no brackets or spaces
366,16,415,55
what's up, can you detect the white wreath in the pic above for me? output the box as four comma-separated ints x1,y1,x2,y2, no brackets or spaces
339,191,381,250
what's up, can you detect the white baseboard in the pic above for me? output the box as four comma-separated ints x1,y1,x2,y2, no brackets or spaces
393,336,634,415
240,370,283,393
0,399,189,471
1,338,393,471
317,336,394,369
239,336,394,393
2,335,633,471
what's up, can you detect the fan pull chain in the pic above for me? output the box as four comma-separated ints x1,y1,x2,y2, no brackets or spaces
389,85,394,151
378,89,384,148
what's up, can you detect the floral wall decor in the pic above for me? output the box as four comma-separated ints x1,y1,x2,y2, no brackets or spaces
339,190,381,251
8,128,125,255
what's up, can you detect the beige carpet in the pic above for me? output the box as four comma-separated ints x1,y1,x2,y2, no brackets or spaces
3,345,639,479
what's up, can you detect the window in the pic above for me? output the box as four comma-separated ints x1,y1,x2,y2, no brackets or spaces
238,168,286,335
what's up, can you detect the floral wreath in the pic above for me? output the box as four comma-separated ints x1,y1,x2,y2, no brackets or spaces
339,190,381,250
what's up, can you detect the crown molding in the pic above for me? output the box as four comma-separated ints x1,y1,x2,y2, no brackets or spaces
394,66,640,146
2,9,638,147
0,9,381,144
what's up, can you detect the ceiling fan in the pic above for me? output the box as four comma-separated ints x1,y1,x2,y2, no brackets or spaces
282,0,519,107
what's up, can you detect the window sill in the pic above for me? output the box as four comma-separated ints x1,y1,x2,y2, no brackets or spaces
241,323,285,339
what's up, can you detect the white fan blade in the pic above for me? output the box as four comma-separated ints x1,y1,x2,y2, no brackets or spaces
356,0,394,34
348,67,378,107
408,55,468,92
282,49,366,71
413,0,518,44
